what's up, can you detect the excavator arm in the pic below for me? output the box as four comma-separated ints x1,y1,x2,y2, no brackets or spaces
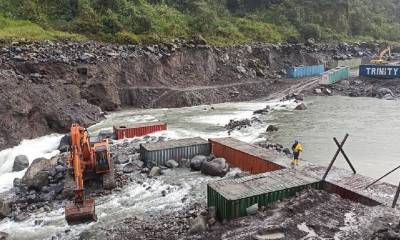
371,47,391,64
65,124,97,224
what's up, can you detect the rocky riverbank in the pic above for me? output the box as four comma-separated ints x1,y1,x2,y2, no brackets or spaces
304,76,400,100
0,40,381,150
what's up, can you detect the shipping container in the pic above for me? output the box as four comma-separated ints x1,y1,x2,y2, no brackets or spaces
327,58,362,69
288,65,324,78
209,138,286,174
140,137,210,166
113,122,167,140
207,169,323,220
359,64,400,79
320,66,349,84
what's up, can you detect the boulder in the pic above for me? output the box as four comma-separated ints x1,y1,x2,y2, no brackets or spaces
201,158,230,177
132,160,144,169
30,171,49,190
22,157,56,186
324,88,332,95
12,155,29,172
376,87,394,98
149,167,161,177
266,125,279,132
114,154,130,165
165,160,179,169
123,163,135,174
189,215,208,234
0,196,12,219
13,178,22,188
246,203,259,216
314,88,322,94
283,148,291,155
294,103,307,111
58,135,70,153
190,155,208,171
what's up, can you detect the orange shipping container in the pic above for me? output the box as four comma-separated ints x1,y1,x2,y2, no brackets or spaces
113,122,167,140
209,138,285,174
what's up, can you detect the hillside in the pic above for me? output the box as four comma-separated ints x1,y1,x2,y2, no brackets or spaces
0,0,399,44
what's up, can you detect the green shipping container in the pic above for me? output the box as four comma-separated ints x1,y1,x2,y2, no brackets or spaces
207,169,324,221
320,66,349,84
328,58,362,69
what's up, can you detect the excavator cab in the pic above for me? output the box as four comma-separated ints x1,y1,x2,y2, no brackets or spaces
94,145,110,173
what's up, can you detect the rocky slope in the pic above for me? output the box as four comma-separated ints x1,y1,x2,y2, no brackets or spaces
0,40,377,150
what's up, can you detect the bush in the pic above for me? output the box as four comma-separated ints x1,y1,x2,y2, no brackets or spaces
300,23,321,40
115,31,140,44
101,10,123,34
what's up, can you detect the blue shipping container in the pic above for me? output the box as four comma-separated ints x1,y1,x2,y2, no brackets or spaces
288,65,324,78
359,64,400,79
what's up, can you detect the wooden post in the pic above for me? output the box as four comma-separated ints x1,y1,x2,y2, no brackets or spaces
322,134,349,180
333,137,356,174
392,181,400,208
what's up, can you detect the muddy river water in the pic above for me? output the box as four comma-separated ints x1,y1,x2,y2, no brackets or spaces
1,96,400,239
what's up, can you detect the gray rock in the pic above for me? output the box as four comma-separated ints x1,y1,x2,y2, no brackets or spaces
58,135,70,153
123,163,135,174
324,88,332,95
314,88,322,94
0,197,12,218
166,160,179,169
246,203,259,215
149,167,161,177
22,158,56,187
201,158,230,177
13,178,22,188
80,53,94,61
14,212,29,222
190,155,208,171
114,154,129,165
30,171,49,190
266,125,278,132
294,103,307,111
283,148,291,155
132,160,144,169
12,155,29,172
189,215,208,234
236,65,247,74
0,231,9,240
376,87,394,98
55,165,66,173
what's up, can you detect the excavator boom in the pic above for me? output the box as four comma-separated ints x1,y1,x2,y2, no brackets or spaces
65,124,97,225
371,47,391,64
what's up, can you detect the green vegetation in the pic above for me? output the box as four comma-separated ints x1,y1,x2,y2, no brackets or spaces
0,0,399,44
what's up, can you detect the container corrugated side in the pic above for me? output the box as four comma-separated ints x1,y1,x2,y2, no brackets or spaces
320,67,349,84
209,138,285,174
113,122,167,140
359,64,400,79
140,138,210,166
288,65,324,78
207,171,324,220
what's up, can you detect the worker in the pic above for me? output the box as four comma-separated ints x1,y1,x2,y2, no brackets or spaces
291,140,303,166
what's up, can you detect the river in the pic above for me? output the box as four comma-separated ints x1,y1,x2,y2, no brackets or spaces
1,95,399,239
91,95,400,185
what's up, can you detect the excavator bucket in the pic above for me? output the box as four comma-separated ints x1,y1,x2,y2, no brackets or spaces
65,199,97,225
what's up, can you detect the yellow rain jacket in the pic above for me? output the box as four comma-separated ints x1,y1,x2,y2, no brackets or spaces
294,143,303,153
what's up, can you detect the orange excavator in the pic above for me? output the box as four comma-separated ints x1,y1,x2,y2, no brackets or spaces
64,124,115,224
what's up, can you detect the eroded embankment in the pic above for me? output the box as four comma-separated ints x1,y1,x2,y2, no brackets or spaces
0,40,376,150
